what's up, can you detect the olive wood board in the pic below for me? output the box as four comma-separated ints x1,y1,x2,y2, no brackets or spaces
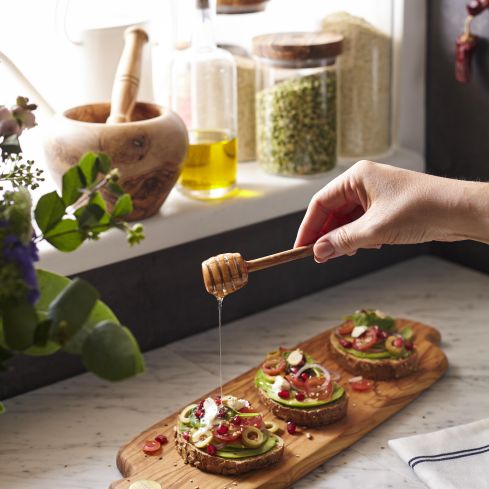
110,319,448,489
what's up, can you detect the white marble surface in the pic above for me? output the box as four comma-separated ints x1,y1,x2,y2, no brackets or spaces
1,256,488,488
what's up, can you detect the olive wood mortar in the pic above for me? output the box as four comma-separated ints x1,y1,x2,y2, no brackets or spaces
43,26,188,220
202,244,314,297
44,102,188,220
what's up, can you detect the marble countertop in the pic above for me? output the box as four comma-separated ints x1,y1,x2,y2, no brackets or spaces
1,256,488,489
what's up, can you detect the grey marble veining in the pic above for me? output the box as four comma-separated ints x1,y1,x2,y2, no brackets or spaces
1,256,488,488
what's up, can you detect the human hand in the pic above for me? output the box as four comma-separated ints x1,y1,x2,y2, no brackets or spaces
295,160,489,262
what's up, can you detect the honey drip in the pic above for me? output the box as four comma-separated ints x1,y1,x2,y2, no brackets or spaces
217,297,223,399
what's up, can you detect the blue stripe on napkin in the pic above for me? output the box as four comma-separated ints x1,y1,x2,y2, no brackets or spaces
408,443,489,469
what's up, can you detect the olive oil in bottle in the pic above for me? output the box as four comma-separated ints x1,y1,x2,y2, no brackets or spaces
179,130,237,199
171,0,238,200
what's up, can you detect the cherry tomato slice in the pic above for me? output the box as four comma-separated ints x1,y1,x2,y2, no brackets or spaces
262,357,286,376
353,328,378,351
142,439,161,454
305,377,333,400
286,374,308,392
350,378,374,392
238,406,254,413
240,415,264,429
338,321,354,336
212,424,242,442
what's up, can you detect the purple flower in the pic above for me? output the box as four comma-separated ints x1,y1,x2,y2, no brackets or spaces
3,234,40,304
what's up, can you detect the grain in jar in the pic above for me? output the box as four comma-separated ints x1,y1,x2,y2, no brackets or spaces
252,32,342,176
322,12,391,158
221,45,256,162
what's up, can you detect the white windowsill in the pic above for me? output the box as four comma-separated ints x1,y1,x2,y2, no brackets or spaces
37,146,424,276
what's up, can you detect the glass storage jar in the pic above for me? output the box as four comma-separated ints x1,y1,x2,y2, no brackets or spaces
252,32,342,176
322,12,392,158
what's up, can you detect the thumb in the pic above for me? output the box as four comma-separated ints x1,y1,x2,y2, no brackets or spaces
313,215,376,262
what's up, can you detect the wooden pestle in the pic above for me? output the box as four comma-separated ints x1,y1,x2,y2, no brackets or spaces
202,245,314,298
107,26,149,124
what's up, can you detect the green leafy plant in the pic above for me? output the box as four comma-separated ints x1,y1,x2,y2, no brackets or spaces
0,98,146,413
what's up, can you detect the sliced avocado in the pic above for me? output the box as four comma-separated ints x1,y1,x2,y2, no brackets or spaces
255,369,345,408
337,345,393,359
337,343,414,360
265,384,345,408
216,434,278,459
218,432,269,452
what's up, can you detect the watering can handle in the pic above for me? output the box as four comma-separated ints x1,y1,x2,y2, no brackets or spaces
107,27,149,124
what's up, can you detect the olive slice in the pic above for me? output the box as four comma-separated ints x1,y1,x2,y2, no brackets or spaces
264,421,279,434
385,336,404,357
241,426,265,448
191,430,213,448
179,403,198,424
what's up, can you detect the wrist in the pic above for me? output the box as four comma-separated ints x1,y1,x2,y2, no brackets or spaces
451,181,489,244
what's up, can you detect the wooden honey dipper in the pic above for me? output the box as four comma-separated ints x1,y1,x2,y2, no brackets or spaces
202,245,314,298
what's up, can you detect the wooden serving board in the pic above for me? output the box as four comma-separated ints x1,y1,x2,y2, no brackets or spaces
111,319,448,489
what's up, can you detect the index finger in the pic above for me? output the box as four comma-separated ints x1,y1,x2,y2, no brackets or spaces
294,172,361,247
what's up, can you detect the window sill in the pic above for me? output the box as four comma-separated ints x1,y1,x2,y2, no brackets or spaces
37,146,424,275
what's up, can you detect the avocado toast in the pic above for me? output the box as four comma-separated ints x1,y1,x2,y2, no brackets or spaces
175,395,284,475
255,348,348,427
329,309,418,381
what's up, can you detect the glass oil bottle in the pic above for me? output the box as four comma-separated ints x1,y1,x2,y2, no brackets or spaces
171,0,238,200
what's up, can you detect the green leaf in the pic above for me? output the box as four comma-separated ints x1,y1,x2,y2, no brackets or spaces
81,321,144,381
346,309,395,331
0,402,5,414
33,319,52,347
78,152,99,186
0,344,13,370
96,153,111,174
2,299,38,350
32,270,119,355
89,191,107,212
112,194,133,218
61,166,86,206
108,181,124,196
400,326,414,341
44,219,83,252
77,203,105,228
48,278,99,344
34,191,66,233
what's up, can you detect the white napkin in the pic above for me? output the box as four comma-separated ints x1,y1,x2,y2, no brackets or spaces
389,418,489,489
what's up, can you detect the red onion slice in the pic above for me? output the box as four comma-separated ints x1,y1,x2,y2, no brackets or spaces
295,363,331,389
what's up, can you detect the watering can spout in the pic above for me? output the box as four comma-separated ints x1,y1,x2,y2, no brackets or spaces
0,50,56,116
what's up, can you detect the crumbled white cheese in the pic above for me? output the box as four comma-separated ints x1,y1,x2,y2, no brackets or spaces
287,349,304,366
222,395,250,412
375,309,386,318
271,375,290,394
351,326,368,338
201,397,218,427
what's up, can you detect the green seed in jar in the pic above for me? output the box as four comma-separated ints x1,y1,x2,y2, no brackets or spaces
256,70,337,176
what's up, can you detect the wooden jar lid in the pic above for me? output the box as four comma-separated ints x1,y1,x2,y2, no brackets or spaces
252,32,343,65
217,0,270,14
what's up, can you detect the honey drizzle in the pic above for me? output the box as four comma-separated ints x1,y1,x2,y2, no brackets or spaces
217,297,223,398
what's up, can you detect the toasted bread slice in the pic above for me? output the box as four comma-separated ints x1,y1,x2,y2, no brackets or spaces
174,430,284,475
258,388,348,427
329,332,418,381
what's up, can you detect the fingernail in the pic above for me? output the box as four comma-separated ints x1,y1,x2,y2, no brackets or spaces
314,241,334,261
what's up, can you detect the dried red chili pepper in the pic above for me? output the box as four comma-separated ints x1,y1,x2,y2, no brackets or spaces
466,0,489,16
455,32,478,84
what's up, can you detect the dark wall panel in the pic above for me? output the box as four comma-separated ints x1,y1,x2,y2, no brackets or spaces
426,0,489,269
